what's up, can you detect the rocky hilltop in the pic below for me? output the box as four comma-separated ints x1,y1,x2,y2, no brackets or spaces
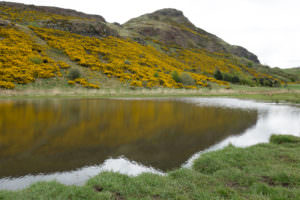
0,2,297,90
121,8,259,63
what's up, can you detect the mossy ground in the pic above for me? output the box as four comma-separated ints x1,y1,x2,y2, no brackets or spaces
1,135,300,199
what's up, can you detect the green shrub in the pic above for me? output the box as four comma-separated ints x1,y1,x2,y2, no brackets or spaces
171,71,195,85
29,56,42,64
273,80,281,87
247,62,253,68
124,60,131,65
270,135,300,144
179,72,195,86
214,69,223,80
223,73,232,82
231,75,240,83
256,78,281,87
220,73,241,84
213,69,244,84
171,70,181,83
67,68,81,80
240,78,254,86
154,72,159,78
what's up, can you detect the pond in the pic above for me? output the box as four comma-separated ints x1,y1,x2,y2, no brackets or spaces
0,98,299,190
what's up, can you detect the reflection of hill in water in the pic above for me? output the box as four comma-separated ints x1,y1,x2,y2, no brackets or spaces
0,99,257,177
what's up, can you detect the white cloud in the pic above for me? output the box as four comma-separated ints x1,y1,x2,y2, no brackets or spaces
3,0,300,68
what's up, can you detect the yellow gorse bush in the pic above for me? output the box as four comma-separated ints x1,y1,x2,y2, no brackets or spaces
73,78,100,89
0,26,70,89
0,4,279,90
31,27,237,88
0,5,91,23
0,24,276,90
0,81,15,89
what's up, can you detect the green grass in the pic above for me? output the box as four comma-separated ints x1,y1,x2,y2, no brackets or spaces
1,135,300,199
1,84,300,104
287,84,300,90
224,92,300,104
284,67,300,80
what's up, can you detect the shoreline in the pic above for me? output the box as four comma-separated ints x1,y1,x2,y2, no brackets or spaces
1,87,299,104
1,135,300,199
0,94,299,199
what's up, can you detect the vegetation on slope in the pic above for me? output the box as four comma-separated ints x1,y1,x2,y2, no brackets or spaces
0,2,117,37
0,25,99,89
0,3,88,23
0,26,65,89
284,67,300,82
254,66,300,84
31,26,235,89
121,8,297,84
122,8,260,63
1,135,300,199
0,23,283,90
0,2,298,91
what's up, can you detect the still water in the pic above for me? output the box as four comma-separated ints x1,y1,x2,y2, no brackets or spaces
0,98,299,190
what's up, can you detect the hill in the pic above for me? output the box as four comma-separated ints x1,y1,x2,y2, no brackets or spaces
284,67,300,80
0,2,297,90
121,8,260,63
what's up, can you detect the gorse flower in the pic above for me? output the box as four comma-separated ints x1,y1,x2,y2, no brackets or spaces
30,27,253,89
0,26,71,88
0,13,279,90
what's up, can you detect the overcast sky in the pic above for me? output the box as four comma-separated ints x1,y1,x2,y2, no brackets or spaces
5,0,300,68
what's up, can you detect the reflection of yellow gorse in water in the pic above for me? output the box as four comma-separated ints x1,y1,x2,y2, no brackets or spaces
0,100,257,158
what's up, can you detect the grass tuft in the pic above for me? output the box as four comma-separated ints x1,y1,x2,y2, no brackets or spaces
270,135,300,144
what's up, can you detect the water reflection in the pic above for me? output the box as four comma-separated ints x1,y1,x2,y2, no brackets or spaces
183,98,300,167
0,157,164,190
1,98,299,190
0,98,257,181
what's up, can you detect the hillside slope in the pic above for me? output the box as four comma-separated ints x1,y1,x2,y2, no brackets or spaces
284,67,300,80
121,8,260,63
0,2,297,90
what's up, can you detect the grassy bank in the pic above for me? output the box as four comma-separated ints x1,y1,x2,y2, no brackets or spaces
1,84,300,104
1,135,300,199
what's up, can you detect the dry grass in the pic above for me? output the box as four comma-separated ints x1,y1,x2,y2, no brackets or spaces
1,86,299,104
